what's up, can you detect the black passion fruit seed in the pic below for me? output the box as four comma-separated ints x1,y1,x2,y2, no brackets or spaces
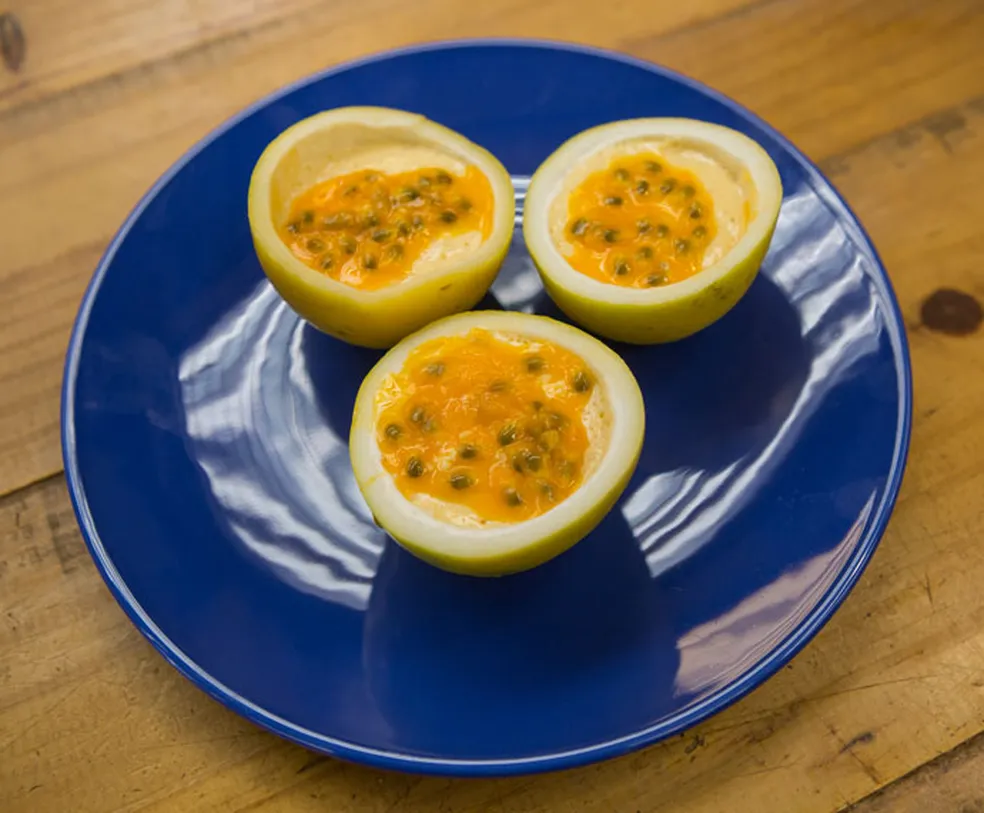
524,355,545,372
498,423,518,446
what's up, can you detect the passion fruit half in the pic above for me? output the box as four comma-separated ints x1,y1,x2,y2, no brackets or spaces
248,106,515,348
524,118,782,344
349,310,645,576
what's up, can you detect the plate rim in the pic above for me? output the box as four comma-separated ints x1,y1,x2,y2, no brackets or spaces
60,37,913,776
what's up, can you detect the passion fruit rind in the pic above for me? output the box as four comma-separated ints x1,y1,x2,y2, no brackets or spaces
390,450,638,576
252,230,510,348
349,310,645,576
537,225,774,345
248,107,515,349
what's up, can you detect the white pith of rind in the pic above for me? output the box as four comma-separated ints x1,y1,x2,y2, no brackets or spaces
248,106,514,301
349,311,645,564
524,118,782,304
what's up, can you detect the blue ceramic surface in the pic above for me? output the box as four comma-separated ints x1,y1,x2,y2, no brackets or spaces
62,40,911,775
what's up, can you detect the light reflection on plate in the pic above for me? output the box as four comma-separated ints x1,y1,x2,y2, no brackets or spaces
63,41,910,775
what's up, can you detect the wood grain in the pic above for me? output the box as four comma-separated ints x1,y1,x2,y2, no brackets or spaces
2,93,984,813
848,729,984,813
2,0,984,810
0,0,760,498
0,0,754,114
3,0,984,496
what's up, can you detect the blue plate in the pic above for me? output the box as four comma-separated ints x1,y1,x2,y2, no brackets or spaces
62,40,911,776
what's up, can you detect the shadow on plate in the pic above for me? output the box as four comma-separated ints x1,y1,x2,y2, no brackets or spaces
361,506,678,758
531,272,810,476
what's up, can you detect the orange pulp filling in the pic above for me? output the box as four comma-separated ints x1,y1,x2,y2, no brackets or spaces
279,165,494,291
564,152,717,288
375,329,596,523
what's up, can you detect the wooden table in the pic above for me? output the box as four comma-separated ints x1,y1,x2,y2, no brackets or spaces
2,0,984,810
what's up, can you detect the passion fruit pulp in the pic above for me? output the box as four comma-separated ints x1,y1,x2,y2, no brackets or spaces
248,106,515,348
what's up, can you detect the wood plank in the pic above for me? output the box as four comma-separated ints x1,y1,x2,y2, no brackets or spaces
2,0,983,497
1,288,983,812
0,0,336,113
0,0,981,501
2,95,984,809
627,0,984,160
0,0,756,114
3,8,984,806
848,730,984,812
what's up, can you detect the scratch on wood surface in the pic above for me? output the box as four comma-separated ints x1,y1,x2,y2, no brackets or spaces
812,674,942,703
735,756,803,781
705,673,939,747
826,721,881,786
840,732,876,754
684,734,707,754
381,778,421,813
296,755,328,775
0,683,82,755
0,12,25,72
924,573,935,609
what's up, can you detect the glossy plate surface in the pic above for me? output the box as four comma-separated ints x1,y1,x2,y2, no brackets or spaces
62,41,911,776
